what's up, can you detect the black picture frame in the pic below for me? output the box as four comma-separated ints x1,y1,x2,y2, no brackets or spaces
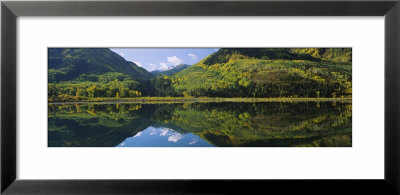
1,0,399,194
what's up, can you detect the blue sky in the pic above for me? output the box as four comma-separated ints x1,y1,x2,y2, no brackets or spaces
110,48,219,72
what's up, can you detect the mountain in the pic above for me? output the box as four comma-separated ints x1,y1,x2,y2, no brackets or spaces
48,48,153,83
169,48,352,98
151,64,190,76
290,48,352,64
202,48,351,65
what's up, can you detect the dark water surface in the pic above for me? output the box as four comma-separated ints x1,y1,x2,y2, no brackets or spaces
48,102,352,147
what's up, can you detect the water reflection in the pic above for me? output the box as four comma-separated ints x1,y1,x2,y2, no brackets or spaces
48,102,352,147
116,126,214,147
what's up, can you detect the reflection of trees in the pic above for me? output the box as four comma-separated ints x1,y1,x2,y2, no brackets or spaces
48,104,151,147
164,102,352,147
48,102,352,147
49,104,143,127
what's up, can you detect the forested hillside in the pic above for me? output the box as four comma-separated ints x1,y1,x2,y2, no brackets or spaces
291,48,352,64
48,48,152,83
165,48,352,98
48,48,154,101
202,48,351,65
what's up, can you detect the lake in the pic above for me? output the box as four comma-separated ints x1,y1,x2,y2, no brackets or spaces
48,101,352,147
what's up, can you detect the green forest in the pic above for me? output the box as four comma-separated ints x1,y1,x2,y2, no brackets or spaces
48,48,352,102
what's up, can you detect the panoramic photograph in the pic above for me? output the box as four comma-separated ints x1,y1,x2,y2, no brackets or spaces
48,48,352,147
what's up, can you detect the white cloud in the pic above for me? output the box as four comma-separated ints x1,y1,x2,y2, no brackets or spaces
167,56,182,65
133,61,143,67
160,128,169,136
189,138,198,145
147,64,156,71
188,53,198,60
159,62,169,70
168,133,183,143
149,130,157,135
147,126,157,135
119,52,124,56
133,132,142,137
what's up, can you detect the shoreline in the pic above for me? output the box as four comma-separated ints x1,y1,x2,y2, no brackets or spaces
48,97,352,104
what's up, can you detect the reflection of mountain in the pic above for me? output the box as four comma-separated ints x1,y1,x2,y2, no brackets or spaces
48,104,151,147
48,102,352,147
161,102,352,147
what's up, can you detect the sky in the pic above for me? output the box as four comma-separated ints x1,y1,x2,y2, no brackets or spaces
110,48,219,72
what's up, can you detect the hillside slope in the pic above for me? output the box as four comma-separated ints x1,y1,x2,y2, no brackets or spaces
290,48,352,64
48,48,153,83
170,48,352,98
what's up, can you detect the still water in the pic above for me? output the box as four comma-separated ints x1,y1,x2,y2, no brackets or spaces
48,102,352,147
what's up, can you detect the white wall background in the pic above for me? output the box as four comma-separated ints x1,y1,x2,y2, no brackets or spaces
17,17,384,179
